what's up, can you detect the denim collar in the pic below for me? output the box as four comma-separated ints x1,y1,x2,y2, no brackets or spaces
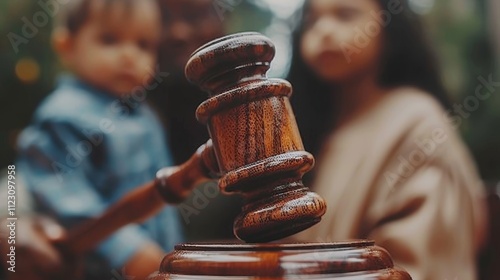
56,74,140,112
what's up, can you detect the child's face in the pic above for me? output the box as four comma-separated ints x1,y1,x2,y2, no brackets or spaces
301,0,384,83
64,0,161,96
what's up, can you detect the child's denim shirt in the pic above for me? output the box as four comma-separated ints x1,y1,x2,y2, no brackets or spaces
16,75,184,270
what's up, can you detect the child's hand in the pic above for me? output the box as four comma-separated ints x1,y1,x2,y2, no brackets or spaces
123,242,166,280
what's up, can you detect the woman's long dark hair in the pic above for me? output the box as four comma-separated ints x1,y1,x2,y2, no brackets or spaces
289,0,451,162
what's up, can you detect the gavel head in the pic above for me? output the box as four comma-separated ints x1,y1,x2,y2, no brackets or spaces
185,32,327,243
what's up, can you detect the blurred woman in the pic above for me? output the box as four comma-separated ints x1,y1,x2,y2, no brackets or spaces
289,0,486,279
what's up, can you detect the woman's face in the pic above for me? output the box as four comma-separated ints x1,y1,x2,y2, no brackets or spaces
301,0,385,83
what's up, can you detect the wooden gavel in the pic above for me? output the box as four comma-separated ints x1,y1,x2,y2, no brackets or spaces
59,32,327,257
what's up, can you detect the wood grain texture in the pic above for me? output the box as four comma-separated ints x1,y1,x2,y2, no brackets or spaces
148,241,412,279
185,32,326,242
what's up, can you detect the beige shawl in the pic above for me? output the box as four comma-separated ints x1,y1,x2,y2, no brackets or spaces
294,88,486,280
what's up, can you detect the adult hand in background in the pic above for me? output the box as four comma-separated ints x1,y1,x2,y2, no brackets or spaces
123,242,166,280
0,216,81,280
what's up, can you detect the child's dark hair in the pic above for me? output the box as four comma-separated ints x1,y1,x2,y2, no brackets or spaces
56,0,136,34
289,0,451,161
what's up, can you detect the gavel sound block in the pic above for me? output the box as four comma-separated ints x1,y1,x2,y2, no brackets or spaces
148,32,411,279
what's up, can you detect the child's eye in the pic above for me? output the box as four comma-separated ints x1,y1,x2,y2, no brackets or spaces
182,5,212,24
303,14,318,30
99,33,118,45
335,7,361,22
138,39,153,51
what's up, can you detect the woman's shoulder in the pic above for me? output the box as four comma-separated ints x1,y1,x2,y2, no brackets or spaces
345,86,471,167
372,87,477,172
326,87,452,149
378,87,448,124
374,87,456,136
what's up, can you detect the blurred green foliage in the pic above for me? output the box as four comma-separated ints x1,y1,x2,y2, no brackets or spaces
427,0,499,180
1,0,59,166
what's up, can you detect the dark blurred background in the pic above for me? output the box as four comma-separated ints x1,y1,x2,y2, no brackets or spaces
1,0,499,201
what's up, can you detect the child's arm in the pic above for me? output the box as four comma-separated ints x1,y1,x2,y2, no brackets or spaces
17,119,165,274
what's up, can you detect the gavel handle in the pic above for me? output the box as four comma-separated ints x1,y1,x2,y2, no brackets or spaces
57,141,218,256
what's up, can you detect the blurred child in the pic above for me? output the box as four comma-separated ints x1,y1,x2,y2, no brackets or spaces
289,0,486,279
16,0,182,279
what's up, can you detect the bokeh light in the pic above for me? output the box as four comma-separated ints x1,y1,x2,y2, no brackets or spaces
409,0,436,15
15,57,40,84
